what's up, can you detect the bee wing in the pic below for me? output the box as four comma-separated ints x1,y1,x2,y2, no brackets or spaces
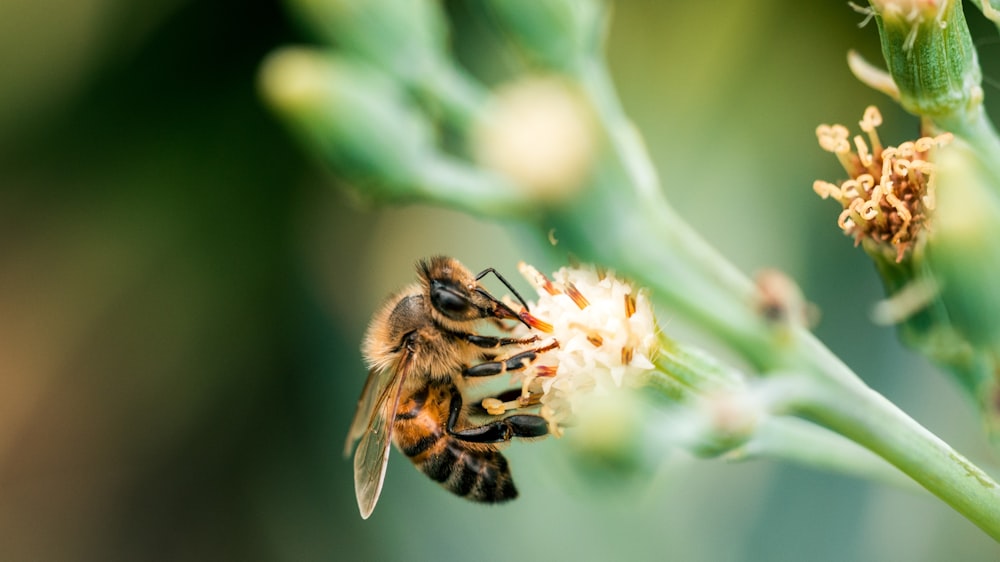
344,368,382,457
349,361,409,519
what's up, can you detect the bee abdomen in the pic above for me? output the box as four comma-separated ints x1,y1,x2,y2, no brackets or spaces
419,441,518,503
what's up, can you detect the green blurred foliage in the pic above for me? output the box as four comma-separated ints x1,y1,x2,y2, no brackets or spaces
1,1,999,561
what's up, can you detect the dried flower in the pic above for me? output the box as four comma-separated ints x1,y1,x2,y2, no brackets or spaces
813,105,952,262
496,263,659,435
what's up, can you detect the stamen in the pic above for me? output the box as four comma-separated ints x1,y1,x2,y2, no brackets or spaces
896,141,915,158
516,393,543,408
586,332,604,347
860,199,880,220
886,192,912,222
816,124,851,153
857,174,875,193
621,345,634,365
624,292,637,319
854,135,874,168
520,310,554,333
535,365,558,377
817,124,857,174
914,137,935,153
859,105,884,157
837,208,855,232
519,262,561,295
841,179,860,199
564,281,590,309
813,180,842,200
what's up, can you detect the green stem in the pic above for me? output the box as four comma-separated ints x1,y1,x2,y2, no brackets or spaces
560,58,777,368
546,48,1000,540
777,357,1000,539
732,415,918,492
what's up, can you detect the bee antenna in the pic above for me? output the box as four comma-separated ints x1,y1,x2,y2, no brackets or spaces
476,287,532,330
475,267,531,311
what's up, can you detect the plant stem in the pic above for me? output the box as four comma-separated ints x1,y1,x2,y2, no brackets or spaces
778,351,1000,540
731,415,919,492
542,49,1000,540
935,104,1000,190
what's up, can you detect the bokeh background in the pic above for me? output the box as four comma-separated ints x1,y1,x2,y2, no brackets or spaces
3,1,1000,560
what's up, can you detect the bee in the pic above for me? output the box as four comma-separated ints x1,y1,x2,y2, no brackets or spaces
344,256,555,519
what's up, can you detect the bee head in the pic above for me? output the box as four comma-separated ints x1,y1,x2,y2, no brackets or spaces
418,256,521,326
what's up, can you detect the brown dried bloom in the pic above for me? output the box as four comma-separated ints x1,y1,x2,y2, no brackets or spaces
813,106,953,262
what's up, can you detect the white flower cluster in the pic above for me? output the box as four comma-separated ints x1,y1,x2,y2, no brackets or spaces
512,263,659,433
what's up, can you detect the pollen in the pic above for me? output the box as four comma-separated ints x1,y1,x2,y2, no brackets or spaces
482,398,507,416
814,105,952,262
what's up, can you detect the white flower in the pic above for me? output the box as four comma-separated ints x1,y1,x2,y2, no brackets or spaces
511,263,659,434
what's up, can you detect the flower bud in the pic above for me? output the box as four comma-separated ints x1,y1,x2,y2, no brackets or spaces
472,77,598,200
869,0,982,119
259,48,434,191
925,140,1000,350
286,0,448,82
483,0,604,71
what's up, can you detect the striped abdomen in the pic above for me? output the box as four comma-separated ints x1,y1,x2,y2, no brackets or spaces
393,380,517,502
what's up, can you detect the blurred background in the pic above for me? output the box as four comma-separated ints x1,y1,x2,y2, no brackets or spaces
2,0,1000,560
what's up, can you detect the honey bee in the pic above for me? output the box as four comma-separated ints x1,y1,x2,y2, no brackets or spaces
344,256,555,519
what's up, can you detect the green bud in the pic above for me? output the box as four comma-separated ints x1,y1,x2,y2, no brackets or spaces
926,140,1000,351
285,0,487,127
563,392,652,480
484,0,604,72
286,0,448,82
870,0,982,120
259,47,434,192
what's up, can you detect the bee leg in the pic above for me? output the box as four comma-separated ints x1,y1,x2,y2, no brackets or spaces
447,387,548,442
459,333,539,350
463,340,559,378
487,388,523,403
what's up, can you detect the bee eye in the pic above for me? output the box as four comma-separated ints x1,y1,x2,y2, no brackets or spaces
430,280,471,317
